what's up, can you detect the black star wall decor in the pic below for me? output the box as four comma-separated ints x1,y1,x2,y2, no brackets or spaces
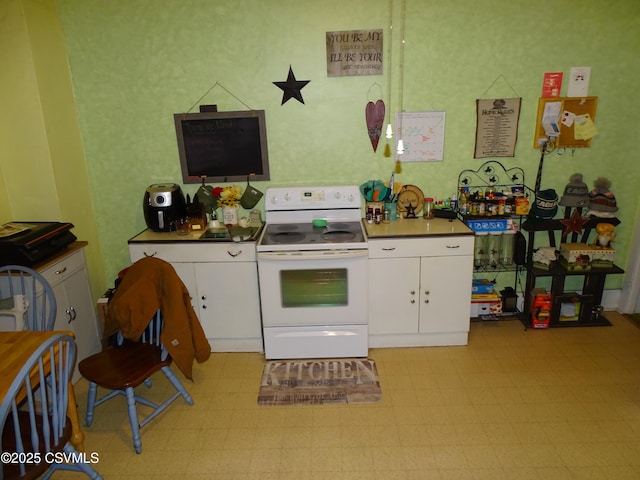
273,66,310,105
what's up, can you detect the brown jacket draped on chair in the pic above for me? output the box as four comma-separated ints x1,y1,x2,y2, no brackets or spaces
103,256,211,379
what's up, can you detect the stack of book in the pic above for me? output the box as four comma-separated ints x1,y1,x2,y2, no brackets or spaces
471,279,502,317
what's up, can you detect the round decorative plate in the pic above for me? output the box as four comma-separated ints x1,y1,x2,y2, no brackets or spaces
397,185,424,215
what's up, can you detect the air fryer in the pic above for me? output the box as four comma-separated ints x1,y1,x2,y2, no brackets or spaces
143,184,187,232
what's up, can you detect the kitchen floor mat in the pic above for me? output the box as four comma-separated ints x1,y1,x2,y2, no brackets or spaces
258,358,381,406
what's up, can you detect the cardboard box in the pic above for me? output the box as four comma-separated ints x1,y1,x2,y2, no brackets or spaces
470,300,502,317
532,310,550,329
472,278,494,294
515,197,530,215
559,242,615,270
559,243,591,271
530,288,551,329
471,292,502,317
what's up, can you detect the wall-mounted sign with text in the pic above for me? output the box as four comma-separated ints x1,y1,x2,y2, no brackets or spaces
326,29,383,77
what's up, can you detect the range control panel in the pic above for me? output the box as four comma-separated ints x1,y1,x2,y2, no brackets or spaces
264,186,361,211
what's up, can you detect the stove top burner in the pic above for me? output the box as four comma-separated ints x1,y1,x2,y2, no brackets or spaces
259,220,366,249
321,230,356,242
269,231,306,244
273,224,299,232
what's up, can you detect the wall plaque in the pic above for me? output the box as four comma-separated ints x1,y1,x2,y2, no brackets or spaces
326,29,383,77
474,98,521,158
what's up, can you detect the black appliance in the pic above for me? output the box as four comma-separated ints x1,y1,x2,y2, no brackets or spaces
0,222,76,267
143,183,187,232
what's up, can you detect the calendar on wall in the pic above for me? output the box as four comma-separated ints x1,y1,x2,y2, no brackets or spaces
394,111,446,162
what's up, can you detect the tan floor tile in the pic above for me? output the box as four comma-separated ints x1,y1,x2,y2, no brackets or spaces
69,311,640,479
281,425,313,448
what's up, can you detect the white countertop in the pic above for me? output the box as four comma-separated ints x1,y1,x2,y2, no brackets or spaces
130,217,471,244
364,216,473,238
129,224,263,243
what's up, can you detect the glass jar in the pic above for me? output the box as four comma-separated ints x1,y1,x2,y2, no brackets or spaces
488,231,503,267
501,229,516,265
474,232,489,268
423,197,435,219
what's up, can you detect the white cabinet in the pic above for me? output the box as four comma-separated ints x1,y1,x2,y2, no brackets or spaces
368,235,474,347
128,239,262,352
39,246,102,381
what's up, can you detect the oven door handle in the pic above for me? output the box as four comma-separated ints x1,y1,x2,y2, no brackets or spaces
257,250,368,260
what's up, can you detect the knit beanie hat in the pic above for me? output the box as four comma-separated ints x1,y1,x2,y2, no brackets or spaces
559,173,590,207
587,177,618,217
532,188,558,219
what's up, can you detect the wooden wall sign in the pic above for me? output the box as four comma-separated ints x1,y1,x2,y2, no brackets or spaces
326,29,383,77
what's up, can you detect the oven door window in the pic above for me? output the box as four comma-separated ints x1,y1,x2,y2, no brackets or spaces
280,268,348,307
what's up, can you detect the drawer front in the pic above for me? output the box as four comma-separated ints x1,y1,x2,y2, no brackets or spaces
368,236,474,259
40,249,86,287
129,242,257,263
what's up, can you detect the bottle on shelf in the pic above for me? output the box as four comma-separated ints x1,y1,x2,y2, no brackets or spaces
459,187,469,215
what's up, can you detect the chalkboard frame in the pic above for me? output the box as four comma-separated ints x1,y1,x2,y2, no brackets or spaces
174,109,270,184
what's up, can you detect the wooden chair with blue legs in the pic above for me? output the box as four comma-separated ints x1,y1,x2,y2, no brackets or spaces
78,309,194,454
0,265,56,332
0,333,103,479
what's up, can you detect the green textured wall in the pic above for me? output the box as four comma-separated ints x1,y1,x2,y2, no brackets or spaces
1,0,105,300
55,0,640,287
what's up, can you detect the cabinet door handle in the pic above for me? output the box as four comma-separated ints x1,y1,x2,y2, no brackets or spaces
410,299,416,304
66,306,76,323
227,250,242,257
424,299,430,304
381,247,397,251
410,290,416,295
446,245,461,249
55,267,68,275
143,251,158,257
424,290,430,295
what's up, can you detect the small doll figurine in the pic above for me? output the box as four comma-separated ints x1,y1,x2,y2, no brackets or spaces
594,223,616,248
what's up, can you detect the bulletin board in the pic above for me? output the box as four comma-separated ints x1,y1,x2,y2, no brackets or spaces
533,96,598,149
394,111,446,162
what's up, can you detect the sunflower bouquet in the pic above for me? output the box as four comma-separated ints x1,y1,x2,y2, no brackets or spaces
213,185,243,208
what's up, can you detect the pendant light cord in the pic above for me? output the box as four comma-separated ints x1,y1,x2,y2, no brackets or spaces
396,0,407,155
386,0,394,128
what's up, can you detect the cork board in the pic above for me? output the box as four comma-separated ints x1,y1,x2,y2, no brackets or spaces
534,96,598,149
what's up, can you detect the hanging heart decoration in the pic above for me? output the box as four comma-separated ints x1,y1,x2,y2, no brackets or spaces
365,99,385,152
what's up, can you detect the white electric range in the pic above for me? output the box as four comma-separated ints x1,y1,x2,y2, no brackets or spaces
256,185,368,359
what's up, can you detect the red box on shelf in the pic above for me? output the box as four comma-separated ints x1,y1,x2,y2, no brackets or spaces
531,288,552,329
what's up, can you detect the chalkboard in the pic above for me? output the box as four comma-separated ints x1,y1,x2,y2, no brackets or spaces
174,110,270,184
